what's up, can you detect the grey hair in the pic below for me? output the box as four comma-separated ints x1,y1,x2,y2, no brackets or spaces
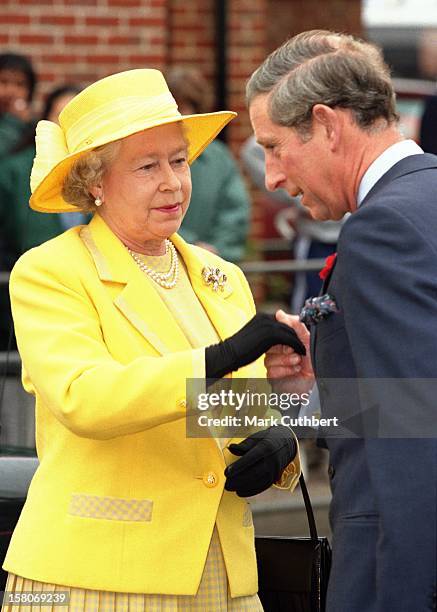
62,140,121,213
246,30,398,137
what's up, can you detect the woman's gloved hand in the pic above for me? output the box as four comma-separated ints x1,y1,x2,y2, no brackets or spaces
205,313,306,379
224,425,297,497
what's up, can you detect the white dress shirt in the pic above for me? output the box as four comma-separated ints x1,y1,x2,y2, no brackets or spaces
357,139,423,206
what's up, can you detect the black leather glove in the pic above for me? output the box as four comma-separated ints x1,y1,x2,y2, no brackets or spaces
205,313,305,379
224,425,297,497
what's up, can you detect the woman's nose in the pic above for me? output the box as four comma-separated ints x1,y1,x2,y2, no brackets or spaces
160,163,182,191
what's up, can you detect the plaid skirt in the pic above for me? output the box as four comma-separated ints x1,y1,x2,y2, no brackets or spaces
1,528,263,611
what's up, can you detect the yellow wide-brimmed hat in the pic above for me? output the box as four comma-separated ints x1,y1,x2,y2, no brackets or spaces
30,68,236,213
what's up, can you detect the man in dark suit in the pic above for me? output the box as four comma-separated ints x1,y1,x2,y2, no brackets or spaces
247,30,437,612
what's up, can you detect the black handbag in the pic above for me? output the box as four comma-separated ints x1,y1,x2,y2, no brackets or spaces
255,474,332,612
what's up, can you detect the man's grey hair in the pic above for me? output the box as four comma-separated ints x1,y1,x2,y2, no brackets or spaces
246,30,398,137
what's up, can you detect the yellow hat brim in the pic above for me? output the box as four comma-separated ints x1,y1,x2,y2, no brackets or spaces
30,110,236,213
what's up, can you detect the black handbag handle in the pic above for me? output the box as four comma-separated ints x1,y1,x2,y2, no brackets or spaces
299,473,319,541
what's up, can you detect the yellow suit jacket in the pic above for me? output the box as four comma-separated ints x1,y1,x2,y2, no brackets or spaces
4,214,299,596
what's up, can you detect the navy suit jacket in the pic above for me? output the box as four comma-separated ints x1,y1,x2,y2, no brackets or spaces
312,154,437,612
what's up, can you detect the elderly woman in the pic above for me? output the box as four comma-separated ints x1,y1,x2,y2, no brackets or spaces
2,69,303,611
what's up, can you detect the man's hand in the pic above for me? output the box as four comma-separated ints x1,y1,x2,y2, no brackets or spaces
206,313,305,380
265,309,314,394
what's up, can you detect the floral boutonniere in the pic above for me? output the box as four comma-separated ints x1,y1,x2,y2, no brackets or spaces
299,294,339,326
319,252,337,281
202,266,228,292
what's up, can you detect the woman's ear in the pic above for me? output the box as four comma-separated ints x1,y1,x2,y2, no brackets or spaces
89,184,104,207
89,184,103,200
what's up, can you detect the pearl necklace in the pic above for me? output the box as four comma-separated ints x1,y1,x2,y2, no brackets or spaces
127,239,179,289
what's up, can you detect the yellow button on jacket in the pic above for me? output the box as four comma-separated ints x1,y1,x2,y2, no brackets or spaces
4,214,299,597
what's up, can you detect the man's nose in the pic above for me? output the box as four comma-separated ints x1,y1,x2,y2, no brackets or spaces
265,161,286,192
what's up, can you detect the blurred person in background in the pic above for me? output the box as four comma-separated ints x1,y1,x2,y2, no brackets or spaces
165,66,250,263
0,84,84,266
0,51,36,349
0,52,36,273
0,85,83,351
0,52,36,159
420,94,437,155
418,28,437,154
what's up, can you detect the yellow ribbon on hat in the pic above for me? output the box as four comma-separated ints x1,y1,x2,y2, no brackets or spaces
65,93,176,153
30,120,69,195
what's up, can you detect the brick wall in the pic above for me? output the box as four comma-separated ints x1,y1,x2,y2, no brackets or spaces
167,0,215,77
227,0,267,152
268,0,362,52
1,0,167,104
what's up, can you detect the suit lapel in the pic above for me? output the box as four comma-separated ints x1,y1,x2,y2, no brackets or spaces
360,153,437,208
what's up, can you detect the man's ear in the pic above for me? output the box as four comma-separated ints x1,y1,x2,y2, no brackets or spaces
312,104,341,150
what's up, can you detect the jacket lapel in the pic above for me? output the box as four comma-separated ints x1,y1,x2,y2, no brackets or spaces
81,216,250,355
171,233,250,342
80,214,191,355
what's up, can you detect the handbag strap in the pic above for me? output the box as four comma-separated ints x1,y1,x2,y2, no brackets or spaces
299,473,319,541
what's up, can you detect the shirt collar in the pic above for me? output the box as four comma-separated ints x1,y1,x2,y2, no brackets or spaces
357,139,423,207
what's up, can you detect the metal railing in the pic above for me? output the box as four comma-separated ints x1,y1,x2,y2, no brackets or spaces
240,258,325,274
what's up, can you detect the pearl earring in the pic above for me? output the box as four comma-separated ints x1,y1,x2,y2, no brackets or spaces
95,197,102,207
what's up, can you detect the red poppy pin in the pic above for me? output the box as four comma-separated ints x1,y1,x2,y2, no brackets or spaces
319,253,337,281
